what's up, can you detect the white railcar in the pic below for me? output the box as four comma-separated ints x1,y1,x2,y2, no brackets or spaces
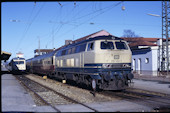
8,57,26,73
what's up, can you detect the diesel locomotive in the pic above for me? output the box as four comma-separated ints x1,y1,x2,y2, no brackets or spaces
26,35,134,90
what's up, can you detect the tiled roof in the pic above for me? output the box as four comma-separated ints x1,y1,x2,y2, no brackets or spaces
120,37,160,47
73,29,111,43
121,37,160,42
129,41,157,47
55,29,111,50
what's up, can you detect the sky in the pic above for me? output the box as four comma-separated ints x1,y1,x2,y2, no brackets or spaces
2,1,162,61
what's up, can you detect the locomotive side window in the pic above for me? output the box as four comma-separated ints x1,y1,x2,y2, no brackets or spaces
75,43,86,53
115,42,128,50
61,50,67,55
68,48,72,54
72,47,76,54
80,43,87,52
101,41,114,49
75,46,80,53
87,42,94,51
56,51,62,57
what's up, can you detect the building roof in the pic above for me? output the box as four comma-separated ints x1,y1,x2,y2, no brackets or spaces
120,37,160,48
1,51,12,61
129,40,157,47
121,37,160,42
73,29,111,43
55,29,112,51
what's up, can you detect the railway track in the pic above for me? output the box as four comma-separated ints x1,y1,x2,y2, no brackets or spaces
99,88,170,112
15,75,99,112
14,73,170,112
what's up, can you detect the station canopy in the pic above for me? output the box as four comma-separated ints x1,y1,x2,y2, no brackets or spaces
1,51,11,61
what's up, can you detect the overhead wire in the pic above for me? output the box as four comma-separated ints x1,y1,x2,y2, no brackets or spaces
53,1,123,40
14,2,46,59
14,3,35,53
27,1,123,53
45,3,64,48
46,1,122,48
15,2,45,54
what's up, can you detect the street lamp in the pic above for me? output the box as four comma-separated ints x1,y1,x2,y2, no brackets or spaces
10,19,21,22
147,13,161,17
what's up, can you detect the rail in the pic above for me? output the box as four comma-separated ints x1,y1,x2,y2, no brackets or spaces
15,75,99,112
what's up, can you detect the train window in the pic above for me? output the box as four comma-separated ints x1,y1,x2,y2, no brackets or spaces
13,61,24,64
48,61,51,64
115,42,128,50
101,41,114,49
65,49,69,55
72,47,76,54
19,61,24,64
87,42,94,51
79,43,86,52
75,44,86,53
61,50,66,56
75,46,80,53
56,51,62,57
68,48,72,54
40,60,42,64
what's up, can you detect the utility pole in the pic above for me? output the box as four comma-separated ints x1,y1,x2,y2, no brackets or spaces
38,36,40,55
52,28,54,49
161,1,170,75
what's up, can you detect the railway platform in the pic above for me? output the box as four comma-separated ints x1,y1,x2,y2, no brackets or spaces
133,73,170,94
133,73,170,83
1,74,56,112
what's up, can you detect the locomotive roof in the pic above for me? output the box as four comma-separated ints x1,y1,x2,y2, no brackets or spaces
12,57,25,60
26,35,124,61
59,35,124,51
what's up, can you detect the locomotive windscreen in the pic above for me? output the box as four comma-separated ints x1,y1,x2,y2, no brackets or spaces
115,42,128,49
101,41,114,49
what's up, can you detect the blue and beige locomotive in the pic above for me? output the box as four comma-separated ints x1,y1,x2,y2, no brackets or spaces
26,35,134,90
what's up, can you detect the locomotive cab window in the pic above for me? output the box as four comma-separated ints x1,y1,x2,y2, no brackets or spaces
14,61,24,64
87,42,94,51
115,42,128,50
101,41,114,49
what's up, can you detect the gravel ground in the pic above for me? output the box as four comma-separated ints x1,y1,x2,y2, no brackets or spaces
25,74,118,104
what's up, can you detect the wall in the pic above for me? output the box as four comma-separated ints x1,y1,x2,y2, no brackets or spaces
132,48,153,73
151,46,158,71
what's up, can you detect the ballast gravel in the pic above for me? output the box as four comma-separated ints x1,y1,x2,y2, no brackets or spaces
25,74,118,105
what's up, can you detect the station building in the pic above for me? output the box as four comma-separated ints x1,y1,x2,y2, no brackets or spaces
122,37,170,76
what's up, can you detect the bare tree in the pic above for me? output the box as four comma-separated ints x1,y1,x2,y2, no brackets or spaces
122,29,140,38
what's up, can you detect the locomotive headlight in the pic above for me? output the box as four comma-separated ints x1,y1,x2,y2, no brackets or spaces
122,64,131,68
102,64,108,68
102,64,114,68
